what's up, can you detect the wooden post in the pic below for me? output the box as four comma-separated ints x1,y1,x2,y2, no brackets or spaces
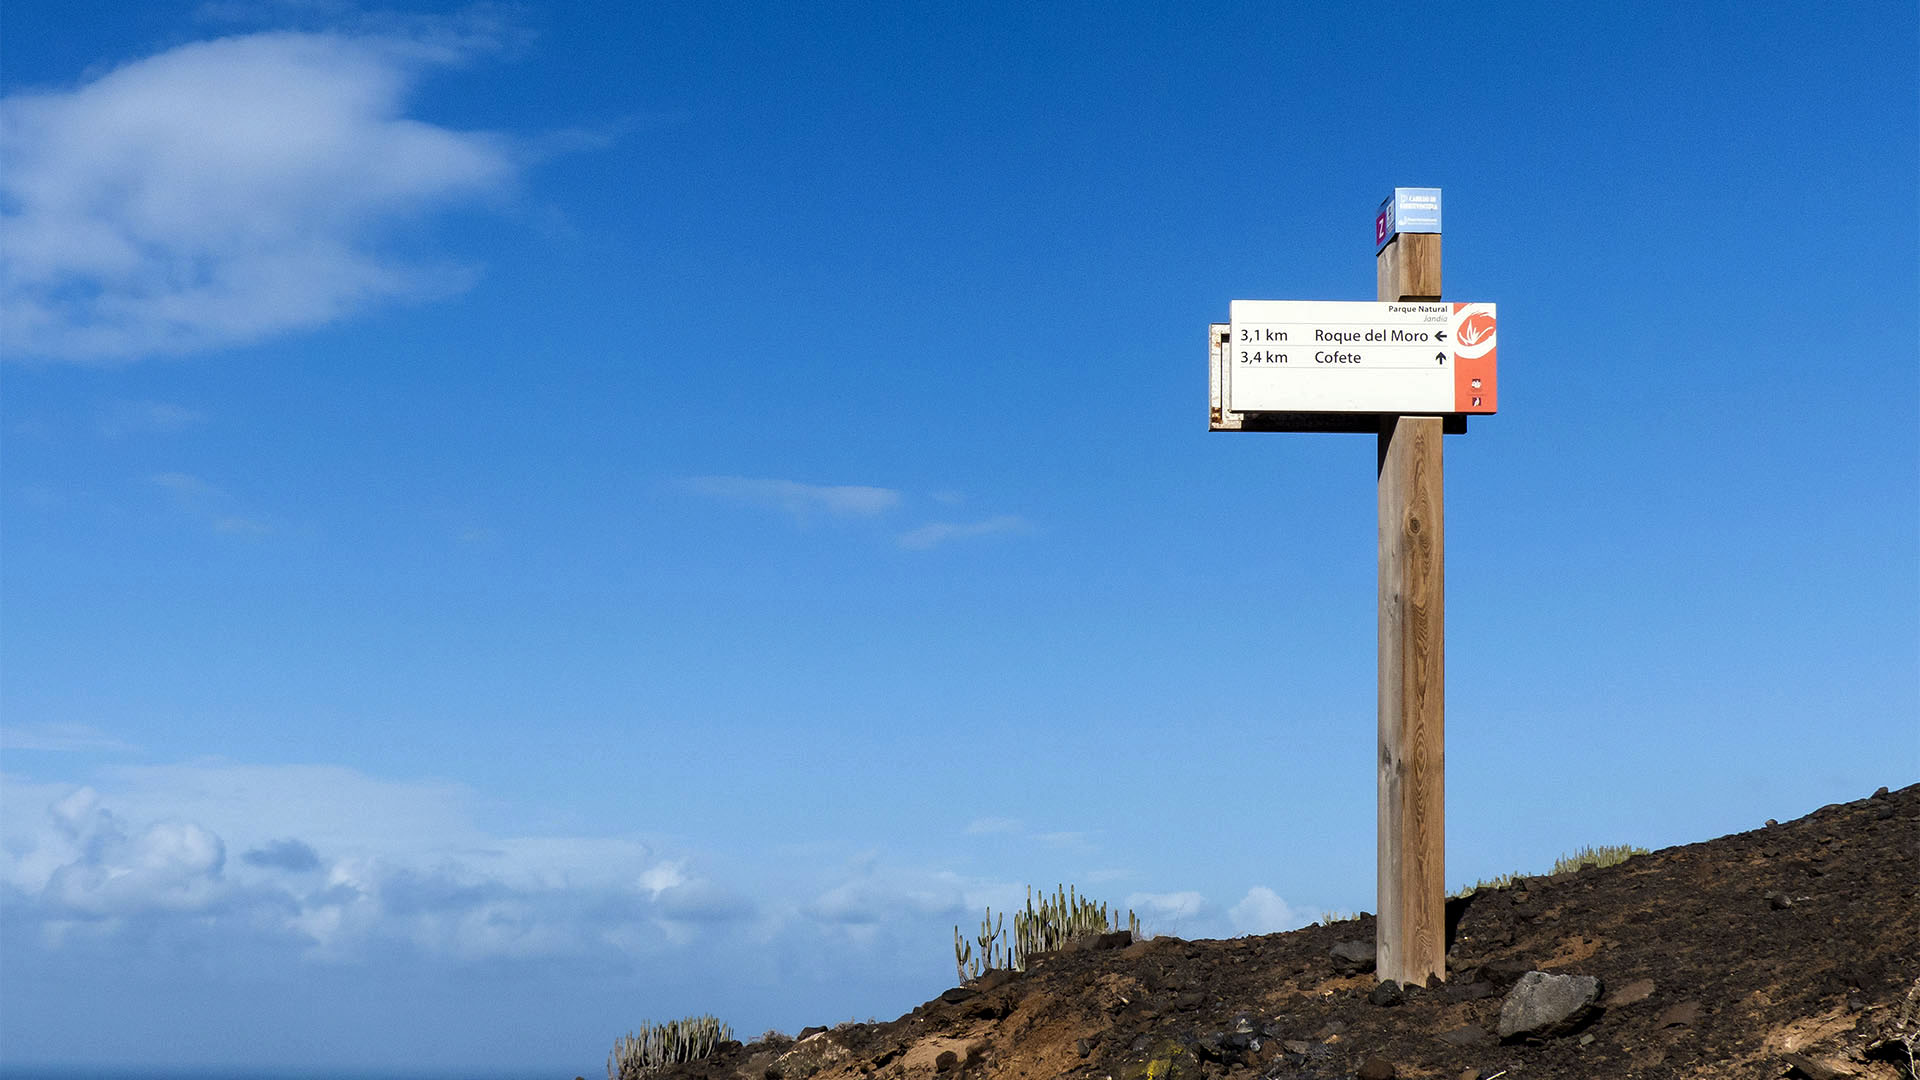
1375,230,1446,985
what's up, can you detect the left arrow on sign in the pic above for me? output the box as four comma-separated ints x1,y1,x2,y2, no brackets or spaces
1435,329,1448,342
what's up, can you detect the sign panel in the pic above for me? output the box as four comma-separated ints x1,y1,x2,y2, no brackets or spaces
1226,300,1497,415
1375,187,1442,251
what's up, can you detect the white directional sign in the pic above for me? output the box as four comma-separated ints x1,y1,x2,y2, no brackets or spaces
1226,300,1498,415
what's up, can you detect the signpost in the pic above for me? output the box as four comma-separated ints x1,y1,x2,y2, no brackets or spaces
1225,300,1497,415
1210,189,1493,987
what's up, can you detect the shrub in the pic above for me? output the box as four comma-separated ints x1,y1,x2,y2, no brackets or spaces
1452,871,1520,897
1550,844,1648,875
608,1015,733,1080
1453,843,1650,897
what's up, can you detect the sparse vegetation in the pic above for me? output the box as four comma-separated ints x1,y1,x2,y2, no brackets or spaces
954,884,1141,981
608,1015,733,1080
1453,844,1649,898
1452,871,1520,897
955,908,1007,980
599,790,1910,1080
1550,844,1647,875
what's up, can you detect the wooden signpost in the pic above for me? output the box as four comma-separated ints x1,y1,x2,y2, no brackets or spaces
1374,227,1447,987
1209,189,1498,986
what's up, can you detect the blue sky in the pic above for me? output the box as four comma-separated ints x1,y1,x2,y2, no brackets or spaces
2,0,1915,1073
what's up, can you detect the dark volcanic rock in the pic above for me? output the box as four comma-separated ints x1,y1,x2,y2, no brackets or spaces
1356,1057,1397,1080
1436,1024,1493,1048
1480,957,1534,986
638,784,1918,1080
1443,978,1497,1002
1329,940,1375,973
973,968,1016,992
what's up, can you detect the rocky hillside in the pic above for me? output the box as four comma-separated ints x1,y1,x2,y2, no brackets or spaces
650,783,1918,1080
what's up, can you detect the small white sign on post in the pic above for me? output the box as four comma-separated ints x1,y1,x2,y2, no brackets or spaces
1225,300,1497,416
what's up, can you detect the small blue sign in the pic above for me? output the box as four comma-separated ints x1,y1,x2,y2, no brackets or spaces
1375,187,1442,251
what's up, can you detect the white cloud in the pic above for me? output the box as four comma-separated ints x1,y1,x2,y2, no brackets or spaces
44,816,228,918
897,515,1029,550
148,471,275,534
2,757,1151,1047
962,816,1022,835
0,763,762,965
680,478,1034,551
1227,886,1303,936
654,879,755,924
0,758,1131,1063
638,860,687,897
1106,886,1309,940
1035,830,1092,849
1126,889,1208,923
9,787,229,920
682,476,904,520
96,399,207,436
54,762,489,863
803,871,970,929
151,471,223,499
1118,890,1218,941
213,514,274,535
0,722,139,753
802,880,887,926
0,28,515,361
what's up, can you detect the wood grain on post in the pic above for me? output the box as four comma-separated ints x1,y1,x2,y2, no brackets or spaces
1377,232,1442,302
1376,230,1446,986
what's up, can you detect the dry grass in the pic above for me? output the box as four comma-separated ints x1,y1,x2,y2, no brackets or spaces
1453,844,1649,898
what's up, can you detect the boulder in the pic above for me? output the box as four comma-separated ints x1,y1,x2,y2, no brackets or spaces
1329,940,1376,973
1496,970,1603,1040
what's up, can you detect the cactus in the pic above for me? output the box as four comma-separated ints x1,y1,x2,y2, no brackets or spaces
1011,884,1139,969
950,884,1139,978
977,909,1005,973
955,908,1007,981
608,1015,734,1080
